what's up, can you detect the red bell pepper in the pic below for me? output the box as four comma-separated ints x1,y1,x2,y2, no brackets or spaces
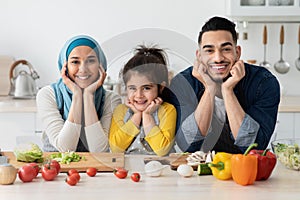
249,149,277,181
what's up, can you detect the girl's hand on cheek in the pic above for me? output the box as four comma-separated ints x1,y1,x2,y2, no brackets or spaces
61,62,81,94
125,98,139,114
144,97,163,115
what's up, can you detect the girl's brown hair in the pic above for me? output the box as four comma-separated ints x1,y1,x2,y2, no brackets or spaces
121,45,169,88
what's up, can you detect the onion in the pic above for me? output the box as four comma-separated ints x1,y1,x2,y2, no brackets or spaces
144,161,164,177
177,164,194,177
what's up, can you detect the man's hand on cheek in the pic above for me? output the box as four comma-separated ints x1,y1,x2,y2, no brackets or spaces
222,60,245,90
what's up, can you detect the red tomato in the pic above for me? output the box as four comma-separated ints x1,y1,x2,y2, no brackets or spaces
41,164,57,181
86,167,97,177
70,173,81,182
65,175,78,186
18,165,36,182
113,168,128,179
131,172,141,182
26,163,40,177
50,160,61,175
68,169,79,176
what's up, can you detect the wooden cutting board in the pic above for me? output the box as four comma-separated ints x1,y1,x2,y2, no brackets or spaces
3,152,124,172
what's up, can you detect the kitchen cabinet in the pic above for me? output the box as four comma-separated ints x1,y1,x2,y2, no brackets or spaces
274,112,300,140
226,0,300,21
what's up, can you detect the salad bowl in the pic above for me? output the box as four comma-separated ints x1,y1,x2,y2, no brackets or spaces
271,138,300,170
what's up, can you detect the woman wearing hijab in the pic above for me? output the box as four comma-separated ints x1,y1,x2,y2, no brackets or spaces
37,35,121,152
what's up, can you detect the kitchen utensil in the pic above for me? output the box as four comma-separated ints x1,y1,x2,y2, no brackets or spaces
295,26,300,71
9,59,39,98
274,25,290,74
259,25,271,68
2,152,124,172
0,164,17,185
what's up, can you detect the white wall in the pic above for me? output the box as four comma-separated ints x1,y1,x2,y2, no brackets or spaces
0,0,299,95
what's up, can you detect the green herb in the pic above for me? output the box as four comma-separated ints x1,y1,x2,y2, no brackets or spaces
49,151,85,164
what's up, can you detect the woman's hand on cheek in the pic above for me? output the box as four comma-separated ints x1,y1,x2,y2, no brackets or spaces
144,97,163,115
85,65,107,94
61,62,81,94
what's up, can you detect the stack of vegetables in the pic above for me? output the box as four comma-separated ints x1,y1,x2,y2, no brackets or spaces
203,143,277,186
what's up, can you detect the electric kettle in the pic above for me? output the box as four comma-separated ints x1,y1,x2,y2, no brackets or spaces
9,60,40,98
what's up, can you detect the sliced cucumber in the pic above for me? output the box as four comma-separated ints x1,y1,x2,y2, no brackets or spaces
197,163,212,175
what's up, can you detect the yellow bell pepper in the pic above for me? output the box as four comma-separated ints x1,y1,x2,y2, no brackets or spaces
208,152,232,180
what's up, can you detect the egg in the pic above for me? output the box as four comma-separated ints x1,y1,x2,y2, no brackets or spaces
177,164,194,177
144,161,164,177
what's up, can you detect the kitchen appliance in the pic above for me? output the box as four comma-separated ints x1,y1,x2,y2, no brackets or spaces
9,59,39,98
259,25,271,69
274,25,290,74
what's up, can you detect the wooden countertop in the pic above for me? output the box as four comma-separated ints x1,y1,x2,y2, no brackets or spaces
0,155,299,200
0,95,300,113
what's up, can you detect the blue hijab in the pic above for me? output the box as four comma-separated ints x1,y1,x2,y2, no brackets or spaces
52,35,107,120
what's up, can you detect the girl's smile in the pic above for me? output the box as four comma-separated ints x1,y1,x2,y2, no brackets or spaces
126,72,159,112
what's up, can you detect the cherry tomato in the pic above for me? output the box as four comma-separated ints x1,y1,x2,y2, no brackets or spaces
41,164,57,181
70,173,81,182
26,163,40,177
68,169,79,176
65,175,78,186
50,160,61,175
18,165,36,182
86,167,97,177
113,168,128,179
131,172,141,182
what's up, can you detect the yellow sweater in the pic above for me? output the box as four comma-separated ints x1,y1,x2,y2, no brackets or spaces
109,102,176,156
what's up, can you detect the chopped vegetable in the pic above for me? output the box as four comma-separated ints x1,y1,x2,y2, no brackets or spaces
273,143,300,170
49,151,85,164
197,163,212,175
14,143,44,163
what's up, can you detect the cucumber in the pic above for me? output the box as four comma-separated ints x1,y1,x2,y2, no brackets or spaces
197,163,212,175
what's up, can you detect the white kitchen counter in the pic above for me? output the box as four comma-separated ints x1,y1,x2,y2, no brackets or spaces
0,95,36,112
1,95,300,113
0,155,299,200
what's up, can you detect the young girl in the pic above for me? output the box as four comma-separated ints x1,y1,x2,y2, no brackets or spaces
37,35,121,152
109,45,176,156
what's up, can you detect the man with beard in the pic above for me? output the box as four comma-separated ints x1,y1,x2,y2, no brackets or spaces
165,16,280,154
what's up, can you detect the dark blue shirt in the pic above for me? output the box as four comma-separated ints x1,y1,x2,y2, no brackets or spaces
164,63,280,153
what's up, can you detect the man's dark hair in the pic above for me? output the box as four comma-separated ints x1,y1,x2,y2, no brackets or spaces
198,16,238,45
